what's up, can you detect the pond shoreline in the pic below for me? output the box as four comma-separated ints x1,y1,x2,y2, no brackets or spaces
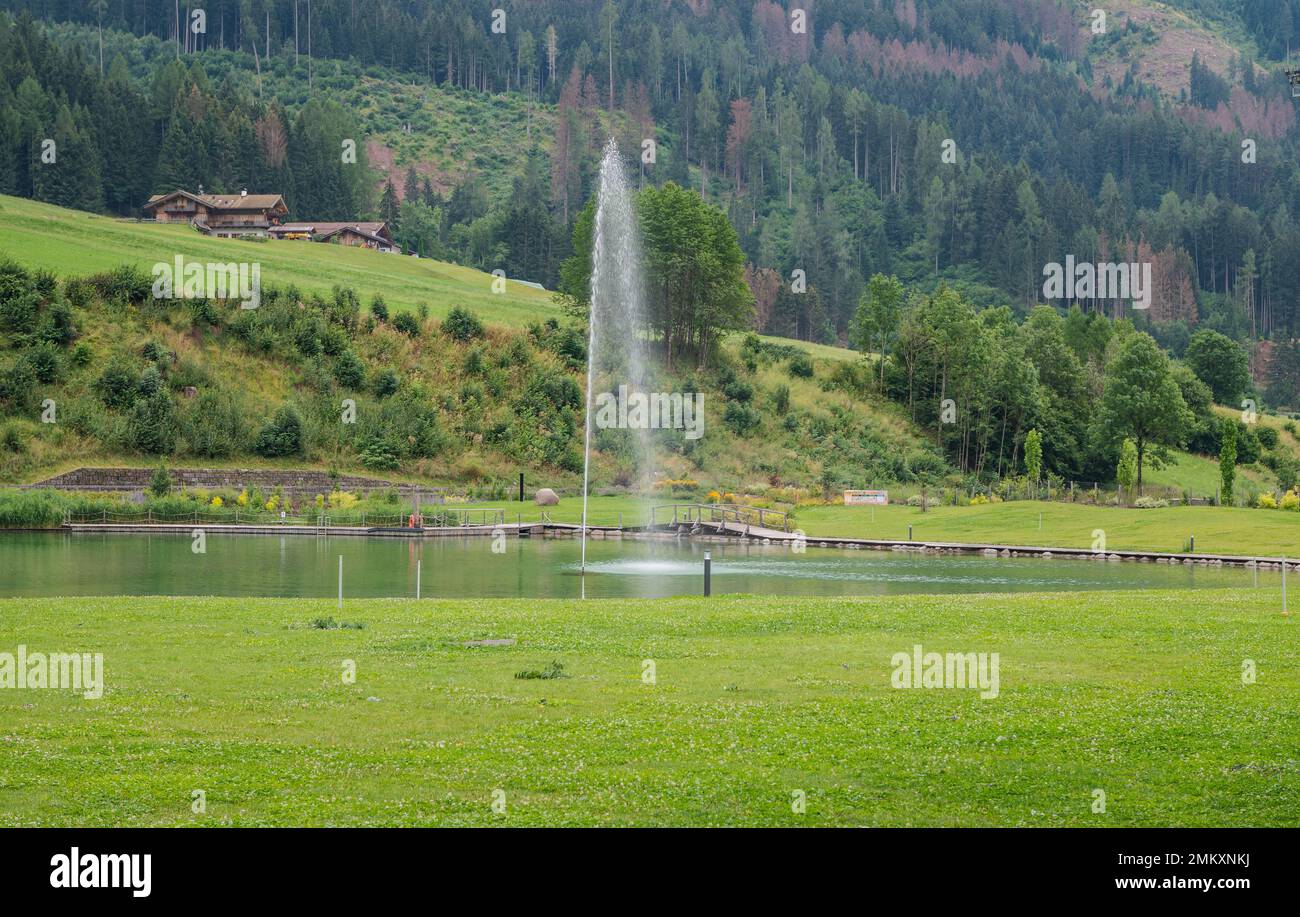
27,521,1300,570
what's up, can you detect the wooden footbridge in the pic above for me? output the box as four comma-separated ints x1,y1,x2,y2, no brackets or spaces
646,503,796,540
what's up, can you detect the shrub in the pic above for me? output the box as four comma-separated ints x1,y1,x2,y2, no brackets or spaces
96,361,139,409
373,368,399,398
370,295,389,322
391,312,420,336
357,437,400,470
723,380,754,403
771,384,790,415
320,325,348,356
1257,492,1278,509
149,464,172,497
127,390,176,454
141,340,169,364
1283,489,1300,512
181,390,249,458
255,404,304,457
294,321,323,356
93,264,153,304
1133,496,1169,509
0,290,39,336
1,424,24,453
442,306,484,342
724,401,761,436
334,350,366,389
41,301,78,346
787,353,814,378
137,364,165,397
26,341,59,383
1236,424,1262,464
969,494,989,505
69,342,93,367
1257,426,1279,450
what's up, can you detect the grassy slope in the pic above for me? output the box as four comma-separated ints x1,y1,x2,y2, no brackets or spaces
0,590,1293,826
0,194,560,325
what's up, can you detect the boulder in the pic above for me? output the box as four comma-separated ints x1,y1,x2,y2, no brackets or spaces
534,488,560,506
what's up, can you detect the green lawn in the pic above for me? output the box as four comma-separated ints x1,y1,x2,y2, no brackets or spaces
793,501,1300,556
0,590,1293,826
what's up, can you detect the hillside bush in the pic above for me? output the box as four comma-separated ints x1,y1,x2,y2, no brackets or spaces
255,404,304,457
392,312,421,336
787,353,814,378
442,306,484,342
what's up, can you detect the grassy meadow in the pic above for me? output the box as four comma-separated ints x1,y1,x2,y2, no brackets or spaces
792,500,1300,556
0,590,1293,827
0,194,559,325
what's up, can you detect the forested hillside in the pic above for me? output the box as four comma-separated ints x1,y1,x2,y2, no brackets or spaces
4,2,1300,343
4,1,1300,493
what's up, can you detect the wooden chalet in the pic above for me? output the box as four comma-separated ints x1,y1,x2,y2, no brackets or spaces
143,189,288,238
268,221,397,253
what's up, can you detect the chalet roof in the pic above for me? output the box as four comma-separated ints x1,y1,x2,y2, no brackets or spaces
271,222,393,244
145,190,287,212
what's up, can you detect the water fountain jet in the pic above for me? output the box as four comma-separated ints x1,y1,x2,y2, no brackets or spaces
581,139,653,579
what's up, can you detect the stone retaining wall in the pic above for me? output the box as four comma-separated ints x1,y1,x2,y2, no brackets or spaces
30,467,415,495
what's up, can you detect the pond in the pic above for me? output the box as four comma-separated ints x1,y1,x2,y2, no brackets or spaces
0,532,1275,599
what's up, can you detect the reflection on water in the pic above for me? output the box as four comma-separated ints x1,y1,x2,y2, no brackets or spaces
0,532,1272,599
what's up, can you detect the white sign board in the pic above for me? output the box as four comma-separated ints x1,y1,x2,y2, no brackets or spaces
844,490,888,506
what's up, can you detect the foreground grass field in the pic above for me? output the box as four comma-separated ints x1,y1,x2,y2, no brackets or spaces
0,590,1294,826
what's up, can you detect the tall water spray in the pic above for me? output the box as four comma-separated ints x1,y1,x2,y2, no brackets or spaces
581,139,654,576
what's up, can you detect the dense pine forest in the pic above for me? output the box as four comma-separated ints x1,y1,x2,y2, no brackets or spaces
5,1,1300,490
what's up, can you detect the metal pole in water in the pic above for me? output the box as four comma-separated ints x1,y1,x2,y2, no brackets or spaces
703,551,712,597
579,303,596,582
337,555,343,610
